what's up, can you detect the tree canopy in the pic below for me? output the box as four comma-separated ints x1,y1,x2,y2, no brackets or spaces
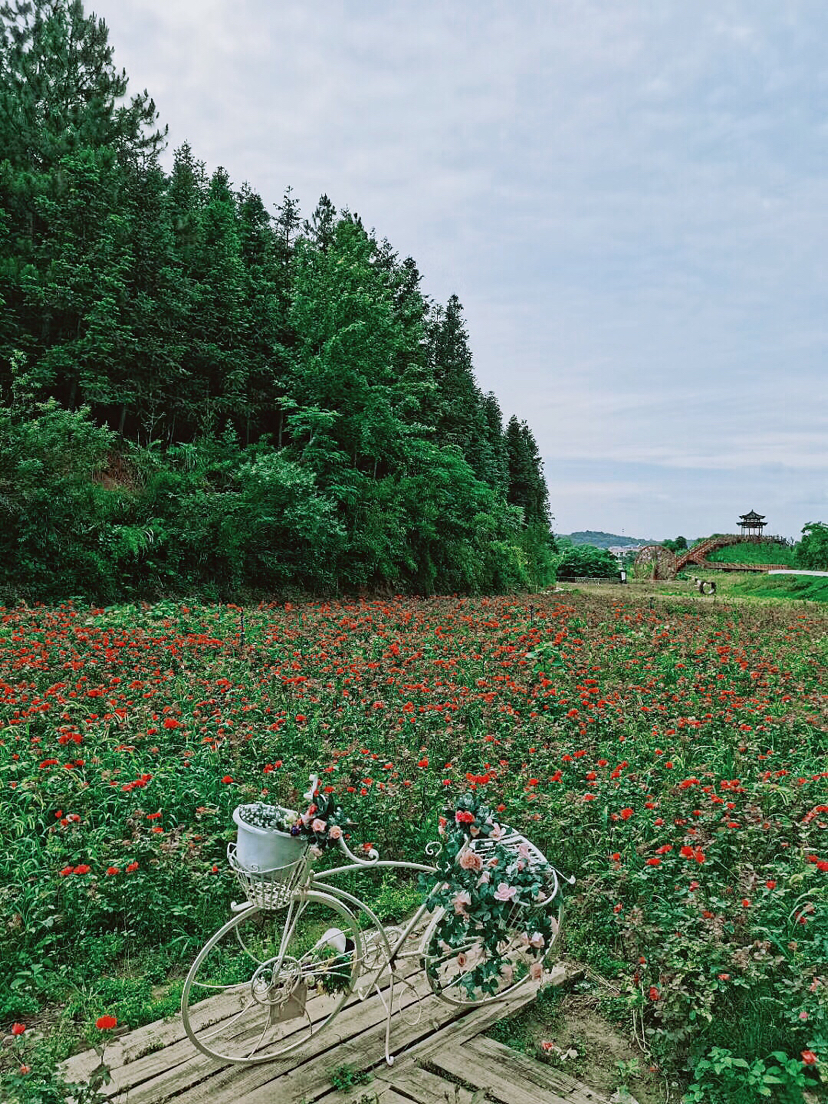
0,0,554,600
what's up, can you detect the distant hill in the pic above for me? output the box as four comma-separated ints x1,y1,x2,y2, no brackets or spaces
561,531,653,549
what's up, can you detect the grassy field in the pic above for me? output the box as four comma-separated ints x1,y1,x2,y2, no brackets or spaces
1,592,826,1103
706,541,796,566
675,569,828,605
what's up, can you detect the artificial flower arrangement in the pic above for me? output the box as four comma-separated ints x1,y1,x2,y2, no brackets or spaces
290,783,351,856
235,776,350,860
422,790,562,999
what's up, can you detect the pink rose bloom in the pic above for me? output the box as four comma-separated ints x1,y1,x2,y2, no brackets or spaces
311,818,327,833
530,961,543,980
500,962,514,984
309,844,323,859
519,842,531,859
529,931,545,948
476,871,491,886
494,883,517,902
490,824,505,840
452,890,472,915
458,848,482,872
328,824,343,840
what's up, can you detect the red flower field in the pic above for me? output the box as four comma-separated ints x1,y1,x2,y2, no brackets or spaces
0,591,825,1098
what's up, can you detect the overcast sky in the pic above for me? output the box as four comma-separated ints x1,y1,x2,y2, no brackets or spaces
91,0,827,540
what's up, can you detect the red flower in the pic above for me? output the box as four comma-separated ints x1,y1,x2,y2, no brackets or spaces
11,1023,26,1036
221,775,234,784
649,986,660,1001
646,858,661,866
105,866,120,876
95,1015,117,1030
619,807,634,820
74,864,90,875
163,717,181,729
801,1050,817,1065
125,861,139,873
59,865,75,877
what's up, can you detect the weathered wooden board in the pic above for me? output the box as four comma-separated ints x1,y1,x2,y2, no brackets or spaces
62,956,609,1104
430,1035,612,1104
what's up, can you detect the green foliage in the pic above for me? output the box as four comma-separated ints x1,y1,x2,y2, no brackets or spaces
329,1064,372,1091
0,592,826,1097
795,522,828,571
0,0,555,601
707,541,794,565
0,400,122,600
727,574,828,603
556,544,620,579
683,1046,813,1103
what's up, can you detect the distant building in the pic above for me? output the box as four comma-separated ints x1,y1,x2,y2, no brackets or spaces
738,510,766,537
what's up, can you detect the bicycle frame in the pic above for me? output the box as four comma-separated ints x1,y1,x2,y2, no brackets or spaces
189,829,573,1067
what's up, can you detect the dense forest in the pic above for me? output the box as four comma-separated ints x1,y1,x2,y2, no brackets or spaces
0,0,554,601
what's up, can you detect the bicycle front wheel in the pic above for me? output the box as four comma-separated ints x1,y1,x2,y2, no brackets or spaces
422,897,564,1007
181,892,361,1064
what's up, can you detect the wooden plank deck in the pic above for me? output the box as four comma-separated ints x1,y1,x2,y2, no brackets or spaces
62,963,610,1104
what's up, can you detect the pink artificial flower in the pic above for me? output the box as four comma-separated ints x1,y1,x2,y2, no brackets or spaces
311,818,327,833
458,848,483,872
452,890,472,915
494,883,517,902
530,961,543,980
529,931,545,948
328,824,343,840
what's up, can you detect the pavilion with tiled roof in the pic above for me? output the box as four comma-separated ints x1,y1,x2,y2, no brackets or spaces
738,509,766,537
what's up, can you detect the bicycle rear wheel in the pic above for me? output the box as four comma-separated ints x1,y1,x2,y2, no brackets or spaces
181,892,360,1064
422,897,564,1006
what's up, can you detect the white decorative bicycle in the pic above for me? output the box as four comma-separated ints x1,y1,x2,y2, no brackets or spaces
181,780,574,1066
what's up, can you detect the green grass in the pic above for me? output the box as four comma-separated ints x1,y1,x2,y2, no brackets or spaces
707,541,795,566
727,573,828,603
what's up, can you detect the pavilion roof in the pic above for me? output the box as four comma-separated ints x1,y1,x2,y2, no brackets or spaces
738,509,766,523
